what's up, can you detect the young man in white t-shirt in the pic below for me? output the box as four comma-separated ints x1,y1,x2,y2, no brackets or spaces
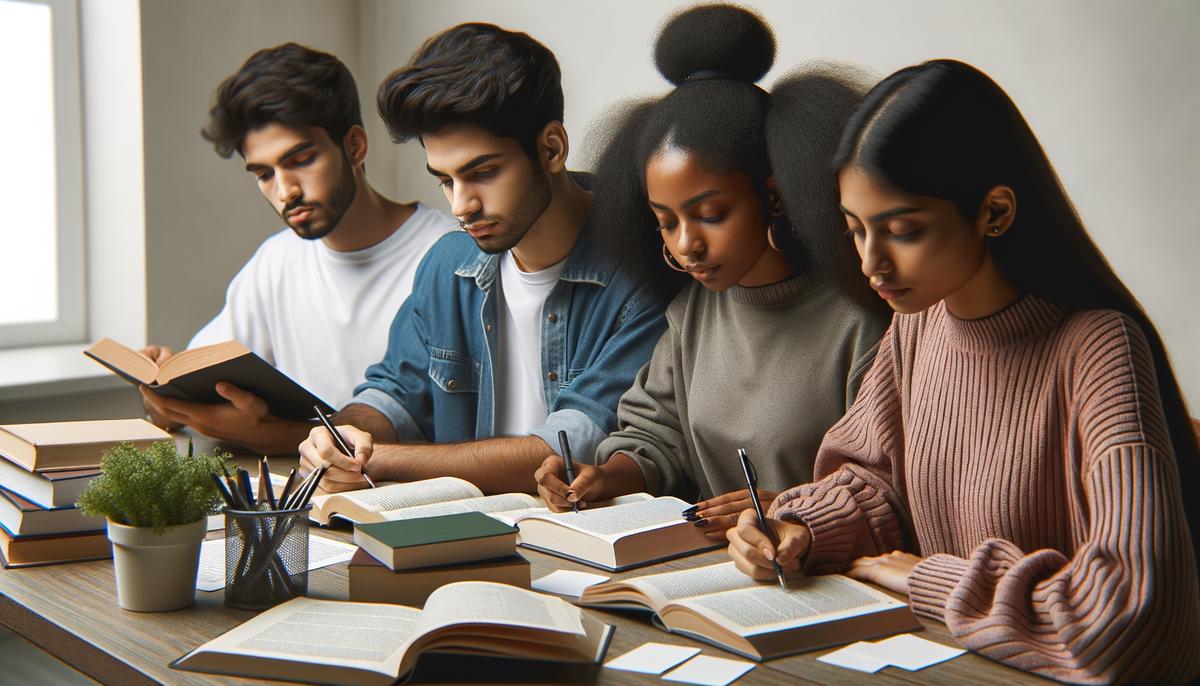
140,43,452,454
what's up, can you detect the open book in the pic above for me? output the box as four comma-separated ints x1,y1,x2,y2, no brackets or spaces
308,477,543,526
172,582,614,686
514,496,720,571
84,337,331,420
579,561,920,661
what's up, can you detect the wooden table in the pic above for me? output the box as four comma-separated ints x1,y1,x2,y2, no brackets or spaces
0,523,1051,686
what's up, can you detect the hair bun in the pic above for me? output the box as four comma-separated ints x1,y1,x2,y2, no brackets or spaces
654,4,775,86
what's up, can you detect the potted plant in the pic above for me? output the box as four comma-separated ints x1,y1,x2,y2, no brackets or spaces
77,439,228,612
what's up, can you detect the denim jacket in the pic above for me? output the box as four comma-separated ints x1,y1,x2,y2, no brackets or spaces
351,217,669,463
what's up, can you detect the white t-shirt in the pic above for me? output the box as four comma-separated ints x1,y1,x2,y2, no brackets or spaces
190,203,454,409
493,251,566,436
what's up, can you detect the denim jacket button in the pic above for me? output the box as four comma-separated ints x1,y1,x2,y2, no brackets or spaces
485,323,493,332
447,378,458,390
546,371,558,382
547,312,558,323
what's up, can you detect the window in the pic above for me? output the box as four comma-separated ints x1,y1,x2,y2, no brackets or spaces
0,0,83,348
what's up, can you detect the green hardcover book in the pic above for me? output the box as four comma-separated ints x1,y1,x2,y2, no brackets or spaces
353,512,518,570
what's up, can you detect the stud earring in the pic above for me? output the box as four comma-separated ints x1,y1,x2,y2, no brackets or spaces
662,244,688,272
988,225,1003,235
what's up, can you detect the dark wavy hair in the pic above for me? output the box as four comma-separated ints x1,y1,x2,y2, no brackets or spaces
376,23,563,161
589,4,883,308
201,43,362,158
834,58,1200,556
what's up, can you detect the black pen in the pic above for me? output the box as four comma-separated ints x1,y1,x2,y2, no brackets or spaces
314,405,376,488
557,430,580,513
737,448,787,591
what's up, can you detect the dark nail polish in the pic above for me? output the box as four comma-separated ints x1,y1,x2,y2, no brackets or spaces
681,505,699,515
692,518,709,527
682,513,700,522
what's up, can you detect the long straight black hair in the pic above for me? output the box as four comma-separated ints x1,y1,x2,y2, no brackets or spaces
834,58,1200,557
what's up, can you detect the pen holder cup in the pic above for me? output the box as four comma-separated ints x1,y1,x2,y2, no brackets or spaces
224,505,311,610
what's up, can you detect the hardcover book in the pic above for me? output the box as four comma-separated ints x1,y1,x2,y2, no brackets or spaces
172,583,614,685
0,418,168,472
84,337,332,420
353,512,518,570
579,560,921,661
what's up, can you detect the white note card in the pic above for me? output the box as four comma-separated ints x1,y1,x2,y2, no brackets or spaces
604,643,701,674
868,633,966,670
817,643,890,673
531,570,610,598
196,535,357,591
663,655,755,686
818,633,966,673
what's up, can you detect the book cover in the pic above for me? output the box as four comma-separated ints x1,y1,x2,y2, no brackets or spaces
84,338,333,420
0,419,169,472
353,512,517,570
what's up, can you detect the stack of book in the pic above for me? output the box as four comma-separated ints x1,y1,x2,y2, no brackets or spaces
347,511,530,606
0,418,170,568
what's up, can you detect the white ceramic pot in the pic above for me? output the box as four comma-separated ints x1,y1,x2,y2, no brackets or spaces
106,518,206,612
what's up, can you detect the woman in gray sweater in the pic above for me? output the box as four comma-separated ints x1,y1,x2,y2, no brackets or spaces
534,4,889,540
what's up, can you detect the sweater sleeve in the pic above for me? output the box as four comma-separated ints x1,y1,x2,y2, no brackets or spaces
769,323,914,573
594,325,696,499
906,313,1200,685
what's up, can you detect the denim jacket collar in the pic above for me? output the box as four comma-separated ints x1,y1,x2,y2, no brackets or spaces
453,218,610,292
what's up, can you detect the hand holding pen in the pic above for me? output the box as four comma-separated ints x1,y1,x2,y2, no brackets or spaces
557,430,580,514
312,405,376,489
737,448,789,591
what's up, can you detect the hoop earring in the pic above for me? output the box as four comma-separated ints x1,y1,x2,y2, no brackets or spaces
767,215,793,252
662,244,688,272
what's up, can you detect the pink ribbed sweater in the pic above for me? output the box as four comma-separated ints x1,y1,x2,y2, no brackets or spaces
770,295,1200,684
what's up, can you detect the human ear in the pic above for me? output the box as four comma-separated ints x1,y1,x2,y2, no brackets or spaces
343,126,368,167
765,176,784,218
976,185,1016,238
538,121,570,173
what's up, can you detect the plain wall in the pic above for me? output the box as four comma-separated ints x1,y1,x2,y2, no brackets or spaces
17,0,1199,422
377,0,1200,411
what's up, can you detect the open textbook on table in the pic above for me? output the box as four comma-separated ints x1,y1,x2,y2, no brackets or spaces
579,561,921,661
172,582,614,685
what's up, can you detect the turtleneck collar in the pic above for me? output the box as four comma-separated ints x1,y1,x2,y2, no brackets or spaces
942,293,1067,352
727,269,819,308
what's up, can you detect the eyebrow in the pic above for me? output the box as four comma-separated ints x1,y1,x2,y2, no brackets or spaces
245,142,314,172
426,153,503,177
648,190,721,211
839,204,922,223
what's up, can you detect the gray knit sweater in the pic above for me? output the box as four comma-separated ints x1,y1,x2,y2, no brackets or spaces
595,272,888,501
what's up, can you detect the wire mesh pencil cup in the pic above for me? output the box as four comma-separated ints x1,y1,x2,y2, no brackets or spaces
224,504,310,610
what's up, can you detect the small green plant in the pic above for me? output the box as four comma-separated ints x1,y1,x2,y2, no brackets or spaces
77,440,229,532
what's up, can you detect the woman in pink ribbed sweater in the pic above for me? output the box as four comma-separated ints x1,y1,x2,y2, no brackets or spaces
727,59,1200,684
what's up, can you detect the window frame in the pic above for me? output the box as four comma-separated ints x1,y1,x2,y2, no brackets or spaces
0,0,85,349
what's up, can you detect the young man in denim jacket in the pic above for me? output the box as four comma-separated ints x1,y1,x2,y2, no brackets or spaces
298,23,669,494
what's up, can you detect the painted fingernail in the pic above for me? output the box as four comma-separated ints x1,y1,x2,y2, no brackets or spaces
692,518,709,527
683,512,699,521
681,505,699,515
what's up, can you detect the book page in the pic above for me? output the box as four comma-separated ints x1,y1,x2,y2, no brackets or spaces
188,597,421,670
380,493,539,521
522,497,691,540
159,339,250,382
419,581,584,636
623,561,759,605
675,575,906,634
316,478,483,518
